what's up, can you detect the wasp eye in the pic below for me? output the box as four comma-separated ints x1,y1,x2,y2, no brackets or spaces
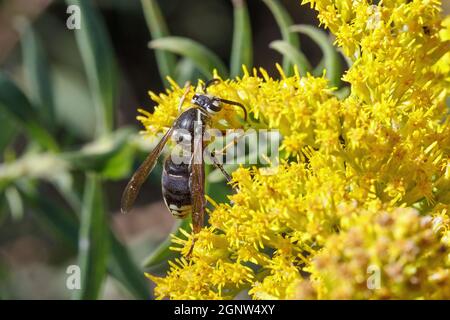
206,98,221,114
192,94,203,106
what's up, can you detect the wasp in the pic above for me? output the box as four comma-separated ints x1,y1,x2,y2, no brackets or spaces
121,79,247,239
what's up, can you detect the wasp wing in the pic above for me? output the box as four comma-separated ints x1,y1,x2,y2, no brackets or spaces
190,110,205,234
121,127,174,214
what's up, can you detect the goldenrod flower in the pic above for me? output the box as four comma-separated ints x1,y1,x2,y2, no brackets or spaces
138,66,340,156
293,207,450,299
141,0,450,299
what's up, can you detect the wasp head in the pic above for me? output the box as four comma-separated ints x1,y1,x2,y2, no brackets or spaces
192,94,222,114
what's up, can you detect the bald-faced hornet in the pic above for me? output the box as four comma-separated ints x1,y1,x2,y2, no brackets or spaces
121,79,247,238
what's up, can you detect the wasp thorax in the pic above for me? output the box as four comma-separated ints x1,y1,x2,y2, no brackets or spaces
192,94,222,114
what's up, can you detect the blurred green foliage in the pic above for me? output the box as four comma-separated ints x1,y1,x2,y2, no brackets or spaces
0,0,345,299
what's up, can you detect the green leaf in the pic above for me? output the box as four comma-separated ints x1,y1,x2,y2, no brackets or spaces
21,26,55,128
20,182,149,299
175,58,199,85
0,73,58,151
149,37,228,78
52,175,82,213
141,0,177,85
313,59,325,77
61,128,135,176
269,40,311,76
5,187,24,221
74,174,109,300
0,112,17,154
67,0,118,136
230,0,252,77
100,142,135,180
108,233,150,299
0,130,135,191
142,216,191,269
19,184,79,251
0,153,69,193
334,86,350,100
290,24,343,87
0,194,8,226
207,179,233,205
52,66,96,140
262,0,299,74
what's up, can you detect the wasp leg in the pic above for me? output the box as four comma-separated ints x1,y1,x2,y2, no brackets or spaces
209,150,243,198
178,82,191,113
186,237,196,259
210,150,233,184
210,130,247,187
215,131,246,154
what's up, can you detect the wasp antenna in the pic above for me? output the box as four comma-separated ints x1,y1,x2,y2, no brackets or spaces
219,98,248,121
203,78,221,93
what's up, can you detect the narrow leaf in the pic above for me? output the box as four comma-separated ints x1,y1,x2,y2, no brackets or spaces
149,37,228,78
313,59,325,76
61,127,135,177
21,183,150,299
230,0,252,77
269,40,311,75
74,175,109,300
5,187,24,221
0,73,58,151
334,86,350,100
290,24,342,87
19,185,79,251
262,0,299,74
0,112,17,154
141,0,177,85
21,27,55,128
52,66,97,139
108,233,150,299
207,179,233,205
99,143,135,180
142,217,191,268
175,58,199,85
67,0,118,136
0,153,68,193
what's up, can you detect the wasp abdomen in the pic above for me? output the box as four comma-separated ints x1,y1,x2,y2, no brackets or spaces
162,156,192,218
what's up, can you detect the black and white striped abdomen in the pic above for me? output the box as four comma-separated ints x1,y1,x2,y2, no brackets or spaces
161,156,192,218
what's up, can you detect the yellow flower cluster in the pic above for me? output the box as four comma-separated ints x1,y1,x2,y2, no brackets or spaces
138,66,340,157
294,206,450,299
143,0,450,299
